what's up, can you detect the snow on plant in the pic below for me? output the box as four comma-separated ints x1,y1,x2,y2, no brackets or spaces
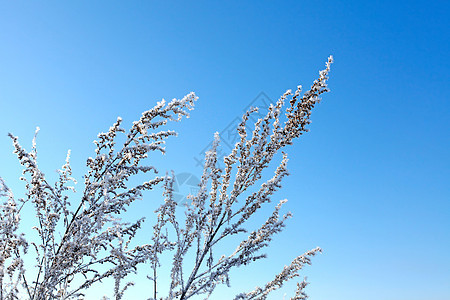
0,56,332,300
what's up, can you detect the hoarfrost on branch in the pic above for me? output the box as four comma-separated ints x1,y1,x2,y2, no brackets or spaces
0,56,332,300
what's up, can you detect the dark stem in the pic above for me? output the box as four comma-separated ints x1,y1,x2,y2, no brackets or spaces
153,262,157,300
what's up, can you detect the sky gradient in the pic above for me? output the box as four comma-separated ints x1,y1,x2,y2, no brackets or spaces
0,1,449,299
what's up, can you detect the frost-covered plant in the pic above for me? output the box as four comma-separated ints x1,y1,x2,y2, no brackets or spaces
0,178,28,299
1,94,197,299
0,56,332,300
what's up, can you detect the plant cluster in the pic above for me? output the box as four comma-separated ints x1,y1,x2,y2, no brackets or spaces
0,56,332,300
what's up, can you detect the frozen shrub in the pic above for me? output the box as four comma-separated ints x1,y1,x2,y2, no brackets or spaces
0,56,332,300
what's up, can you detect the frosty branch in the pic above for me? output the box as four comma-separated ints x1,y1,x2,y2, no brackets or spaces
0,56,332,299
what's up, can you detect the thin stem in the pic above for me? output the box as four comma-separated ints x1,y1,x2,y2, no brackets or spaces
153,264,157,300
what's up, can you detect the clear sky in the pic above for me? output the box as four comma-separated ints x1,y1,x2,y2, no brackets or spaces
0,1,449,300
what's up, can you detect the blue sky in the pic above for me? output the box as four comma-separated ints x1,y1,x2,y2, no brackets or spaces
0,1,449,299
